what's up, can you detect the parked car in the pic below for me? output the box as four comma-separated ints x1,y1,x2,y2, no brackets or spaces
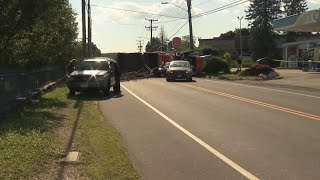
166,61,193,82
66,57,116,95
158,62,171,76
257,57,280,68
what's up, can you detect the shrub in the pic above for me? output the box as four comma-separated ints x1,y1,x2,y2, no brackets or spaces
198,46,218,56
204,56,231,74
242,56,254,67
241,64,274,76
223,52,233,66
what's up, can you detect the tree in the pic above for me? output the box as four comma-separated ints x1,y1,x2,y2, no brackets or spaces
74,42,102,60
180,35,197,51
219,31,236,39
167,40,173,51
234,28,250,36
283,0,308,42
283,0,308,16
145,37,162,52
158,26,169,51
0,0,78,68
245,0,282,60
198,47,218,56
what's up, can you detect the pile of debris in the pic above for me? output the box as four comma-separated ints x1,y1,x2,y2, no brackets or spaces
241,64,281,80
121,65,152,81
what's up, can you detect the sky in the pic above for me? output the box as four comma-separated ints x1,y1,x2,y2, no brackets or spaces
69,0,320,53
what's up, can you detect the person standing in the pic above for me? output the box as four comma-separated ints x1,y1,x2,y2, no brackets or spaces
112,61,121,95
237,55,243,71
67,59,76,75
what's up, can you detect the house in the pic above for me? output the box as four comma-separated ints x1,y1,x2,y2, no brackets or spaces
198,36,250,55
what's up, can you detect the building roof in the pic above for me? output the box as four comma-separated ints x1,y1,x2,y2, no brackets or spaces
273,9,320,32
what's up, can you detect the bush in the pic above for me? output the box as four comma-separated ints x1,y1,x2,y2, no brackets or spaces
241,64,274,76
242,56,254,67
223,52,233,66
204,56,230,74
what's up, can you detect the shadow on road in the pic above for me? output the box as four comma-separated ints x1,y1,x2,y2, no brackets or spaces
172,80,197,83
67,90,124,101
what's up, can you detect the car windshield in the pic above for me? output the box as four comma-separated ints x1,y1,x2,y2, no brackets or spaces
77,61,109,70
170,62,190,68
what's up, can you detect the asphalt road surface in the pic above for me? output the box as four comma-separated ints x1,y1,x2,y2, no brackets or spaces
99,77,320,180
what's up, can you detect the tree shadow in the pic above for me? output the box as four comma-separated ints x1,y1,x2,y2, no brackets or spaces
56,99,83,180
67,90,124,101
172,80,197,83
0,98,67,135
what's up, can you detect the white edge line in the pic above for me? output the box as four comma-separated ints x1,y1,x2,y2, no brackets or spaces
121,84,260,180
202,79,320,99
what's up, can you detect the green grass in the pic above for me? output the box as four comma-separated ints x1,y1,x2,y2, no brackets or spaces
0,86,140,180
0,87,68,180
74,98,140,180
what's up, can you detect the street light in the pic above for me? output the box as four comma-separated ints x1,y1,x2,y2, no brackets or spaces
162,1,194,51
237,16,243,56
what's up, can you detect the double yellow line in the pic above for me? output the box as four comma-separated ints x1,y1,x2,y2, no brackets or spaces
181,83,320,121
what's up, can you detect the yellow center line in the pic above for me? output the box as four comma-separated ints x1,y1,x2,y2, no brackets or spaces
180,83,320,121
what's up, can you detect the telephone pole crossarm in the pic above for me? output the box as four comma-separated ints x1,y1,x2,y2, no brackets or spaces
145,18,158,50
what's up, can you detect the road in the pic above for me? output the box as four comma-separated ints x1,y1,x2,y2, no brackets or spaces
99,77,320,180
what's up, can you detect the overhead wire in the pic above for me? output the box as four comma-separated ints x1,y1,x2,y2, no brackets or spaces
91,4,186,19
168,20,189,39
192,0,249,18
194,0,211,7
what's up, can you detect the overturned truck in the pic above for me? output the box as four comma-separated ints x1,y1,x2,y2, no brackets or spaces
116,52,173,80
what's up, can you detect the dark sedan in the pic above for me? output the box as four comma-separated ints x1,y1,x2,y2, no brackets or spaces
66,58,116,95
166,61,193,82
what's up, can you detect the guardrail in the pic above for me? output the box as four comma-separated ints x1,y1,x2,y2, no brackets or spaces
0,66,66,109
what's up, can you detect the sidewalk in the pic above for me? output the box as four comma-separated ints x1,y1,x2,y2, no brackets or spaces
268,69,320,89
240,69,320,92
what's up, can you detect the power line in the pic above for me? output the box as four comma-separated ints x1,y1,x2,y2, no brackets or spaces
168,20,189,39
159,18,186,24
91,4,186,19
158,0,186,32
194,0,211,7
192,0,249,18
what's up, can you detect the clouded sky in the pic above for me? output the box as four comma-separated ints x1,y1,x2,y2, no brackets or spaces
69,0,320,53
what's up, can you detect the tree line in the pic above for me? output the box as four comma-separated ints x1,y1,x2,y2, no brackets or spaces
146,0,309,61
0,0,80,68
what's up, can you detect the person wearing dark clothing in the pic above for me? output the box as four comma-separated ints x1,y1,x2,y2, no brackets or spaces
112,61,121,94
237,55,242,71
67,59,76,75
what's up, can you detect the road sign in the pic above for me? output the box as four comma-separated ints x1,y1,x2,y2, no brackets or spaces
172,37,182,49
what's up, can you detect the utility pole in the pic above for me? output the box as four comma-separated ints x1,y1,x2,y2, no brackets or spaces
82,0,86,58
237,16,243,56
145,18,158,49
161,34,164,52
137,40,144,53
187,0,194,51
88,0,92,57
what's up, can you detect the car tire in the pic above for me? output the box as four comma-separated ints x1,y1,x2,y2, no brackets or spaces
69,89,76,96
